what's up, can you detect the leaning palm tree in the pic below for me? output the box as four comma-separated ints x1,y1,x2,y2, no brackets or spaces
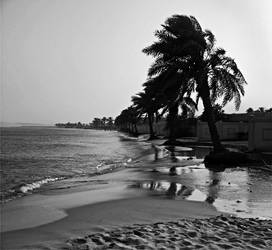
115,107,138,134
165,96,196,144
143,15,247,153
142,71,197,144
131,91,158,139
124,106,139,135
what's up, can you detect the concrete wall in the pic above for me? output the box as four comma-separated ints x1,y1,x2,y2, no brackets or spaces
136,119,196,137
154,120,168,136
197,121,248,141
136,120,168,136
136,123,149,134
248,121,272,151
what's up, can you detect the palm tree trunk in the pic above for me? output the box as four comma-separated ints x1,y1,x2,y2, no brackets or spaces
134,123,138,136
147,112,155,139
167,103,179,143
199,82,225,153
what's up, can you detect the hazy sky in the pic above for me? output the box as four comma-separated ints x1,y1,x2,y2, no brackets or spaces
1,0,272,124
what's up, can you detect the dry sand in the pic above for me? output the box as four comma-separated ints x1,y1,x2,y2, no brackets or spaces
67,216,272,250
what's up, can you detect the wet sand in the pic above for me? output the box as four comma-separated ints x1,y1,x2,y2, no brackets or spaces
1,161,220,249
2,197,220,249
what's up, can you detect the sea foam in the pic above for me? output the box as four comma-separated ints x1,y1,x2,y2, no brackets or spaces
16,177,63,193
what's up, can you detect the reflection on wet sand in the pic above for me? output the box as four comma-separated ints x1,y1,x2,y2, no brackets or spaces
167,146,178,162
164,145,212,160
151,144,159,161
140,144,272,219
169,166,177,176
206,171,221,204
129,180,194,200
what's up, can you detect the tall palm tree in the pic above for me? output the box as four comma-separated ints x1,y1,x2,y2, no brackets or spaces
159,74,196,144
107,117,114,129
143,15,247,153
92,118,102,129
101,117,107,128
132,91,157,139
115,107,139,135
142,71,197,143
246,107,254,113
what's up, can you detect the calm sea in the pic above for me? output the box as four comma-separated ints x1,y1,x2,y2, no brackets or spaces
0,126,147,202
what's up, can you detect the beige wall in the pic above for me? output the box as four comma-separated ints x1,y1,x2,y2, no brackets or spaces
248,121,272,151
136,120,168,136
197,121,248,141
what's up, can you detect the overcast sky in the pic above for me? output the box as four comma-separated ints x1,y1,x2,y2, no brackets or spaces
1,0,272,124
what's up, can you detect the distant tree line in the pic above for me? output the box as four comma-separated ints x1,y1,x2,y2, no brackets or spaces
55,117,115,130
91,117,114,129
246,107,272,113
55,122,92,129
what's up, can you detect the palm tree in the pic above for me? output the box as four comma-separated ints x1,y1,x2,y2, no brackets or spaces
143,15,247,153
101,117,107,129
200,104,225,122
131,89,160,140
92,118,102,129
115,107,139,135
246,107,254,113
142,70,196,143
258,107,265,113
107,117,114,129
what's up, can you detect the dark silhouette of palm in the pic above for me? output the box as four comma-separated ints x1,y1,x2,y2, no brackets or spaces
131,91,159,140
115,106,139,135
107,117,114,128
143,15,247,152
143,72,197,143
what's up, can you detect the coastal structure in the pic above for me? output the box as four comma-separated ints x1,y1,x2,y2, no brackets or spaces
136,120,167,136
136,118,197,138
197,112,272,152
197,120,248,141
248,113,272,151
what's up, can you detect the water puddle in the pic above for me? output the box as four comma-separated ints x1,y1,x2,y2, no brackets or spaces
129,144,272,219
128,178,272,219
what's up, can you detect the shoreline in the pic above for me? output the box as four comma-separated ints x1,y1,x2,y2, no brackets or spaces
1,196,221,249
1,135,272,249
1,144,216,249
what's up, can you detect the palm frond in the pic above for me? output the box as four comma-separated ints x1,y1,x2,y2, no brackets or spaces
204,29,216,51
189,16,203,32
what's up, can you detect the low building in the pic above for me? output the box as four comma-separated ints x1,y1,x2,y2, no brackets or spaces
248,113,272,152
197,120,248,141
137,118,196,137
197,112,272,152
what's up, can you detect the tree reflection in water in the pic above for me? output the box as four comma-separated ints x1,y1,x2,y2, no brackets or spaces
132,180,194,199
152,144,159,161
169,166,177,176
166,182,177,198
206,170,221,204
165,145,178,162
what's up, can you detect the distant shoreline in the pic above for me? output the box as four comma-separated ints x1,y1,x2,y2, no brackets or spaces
0,122,53,128
55,123,116,130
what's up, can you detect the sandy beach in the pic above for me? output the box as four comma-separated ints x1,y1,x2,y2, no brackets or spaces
1,140,272,249
1,158,220,249
67,216,272,250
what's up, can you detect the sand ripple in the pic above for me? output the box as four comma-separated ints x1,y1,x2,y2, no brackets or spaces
67,216,272,249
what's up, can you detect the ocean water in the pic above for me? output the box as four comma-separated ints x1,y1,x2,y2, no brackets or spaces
0,126,148,202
